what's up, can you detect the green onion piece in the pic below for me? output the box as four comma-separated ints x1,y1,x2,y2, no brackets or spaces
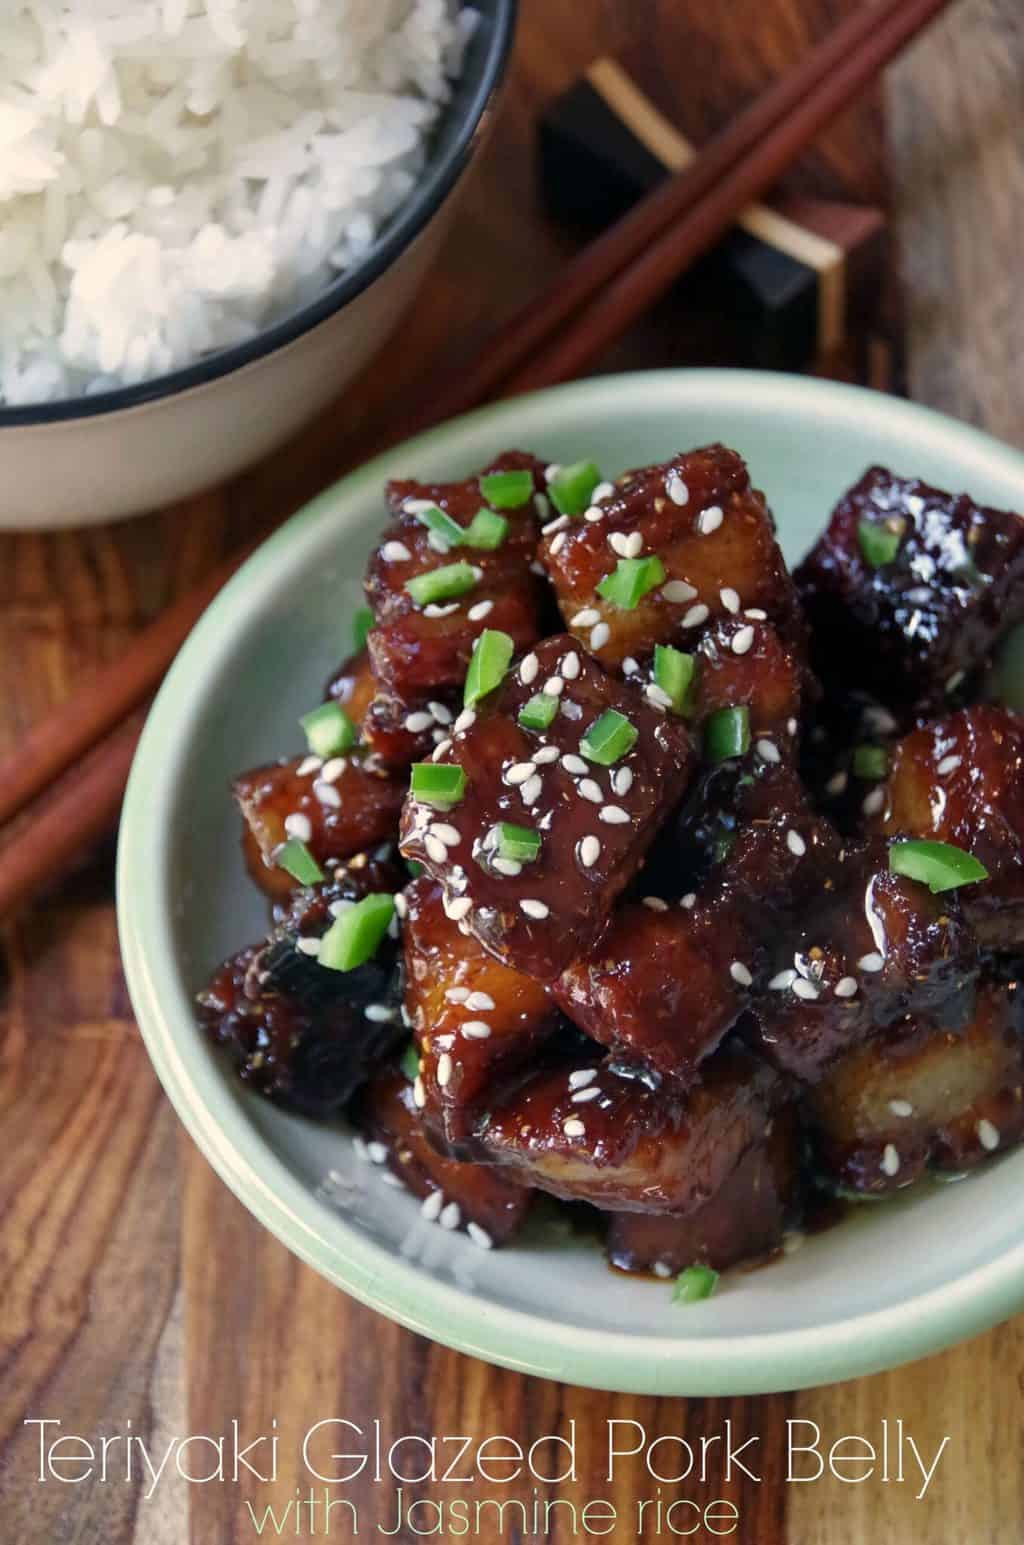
518,693,559,732
704,705,751,763
410,762,466,807
463,508,509,549
596,555,666,610
889,839,989,894
275,837,324,886
581,708,638,766
480,469,533,508
319,892,395,972
853,744,889,780
352,605,374,652
464,629,514,707
673,1264,719,1304
400,1040,420,1082
299,700,357,758
549,459,602,517
406,859,424,879
413,503,465,546
858,519,902,568
405,561,478,606
497,822,541,863
654,644,696,715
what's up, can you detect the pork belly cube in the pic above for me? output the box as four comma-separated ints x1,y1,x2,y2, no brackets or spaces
400,635,695,980
751,839,978,1082
800,689,904,834
354,1066,531,1246
403,877,561,1152
478,1046,789,1214
365,451,548,699
236,754,405,901
807,984,1024,1195
606,1115,802,1275
796,466,1024,713
539,444,803,672
197,867,403,1115
324,647,457,769
690,617,807,746
881,705,1024,948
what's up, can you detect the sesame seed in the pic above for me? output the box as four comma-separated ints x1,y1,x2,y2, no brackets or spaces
367,1141,388,1165
682,603,710,629
446,987,469,1002
413,1076,426,1108
562,754,588,775
769,969,797,990
467,1222,494,1250
420,1190,444,1221
423,602,460,618
462,1021,492,1039
284,812,313,842
320,756,346,783
439,1201,461,1231
313,780,341,809
578,835,601,868
646,683,674,710
297,754,322,777
680,892,696,909
756,739,780,764
571,608,600,627
623,656,640,675
720,587,741,613
578,778,603,804
520,899,550,919
731,625,755,655
506,761,537,785
609,531,631,557
787,718,798,736
432,823,460,848
889,1099,913,1117
393,892,408,919
698,505,724,535
444,896,472,921
534,745,560,764
643,896,668,911
584,506,604,523
863,705,898,735
466,991,495,1011
569,1068,597,1090
745,608,767,621
405,710,434,732
592,480,615,503
787,830,806,856
545,463,561,482
572,1085,602,1104
561,651,581,679
730,961,753,987
550,532,567,556
542,512,569,535
978,1119,1000,1151
612,767,633,796
534,493,550,521
468,599,494,622
652,1260,673,1278
862,788,886,815
599,805,630,824
432,738,452,761
793,978,819,1001
563,1118,586,1138
835,977,859,998
453,707,477,733
826,771,848,795
382,540,411,562
858,952,885,972
667,474,689,506
880,1144,900,1177
364,1004,394,1023
937,754,962,776
662,579,698,603
590,622,611,649
521,774,543,805
542,676,565,696
424,833,447,863
296,936,321,957
946,670,966,693
437,1053,453,1087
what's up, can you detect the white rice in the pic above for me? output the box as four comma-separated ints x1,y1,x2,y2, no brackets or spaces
0,0,476,405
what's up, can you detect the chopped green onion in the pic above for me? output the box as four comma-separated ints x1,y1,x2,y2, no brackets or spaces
464,629,514,707
299,700,357,758
596,555,666,610
406,859,424,879
853,744,889,780
480,469,533,508
352,605,374,652
410,762,466,807
497,822,541,863
889,839,989,894
654,644,696,715
549,459,602,517
581,708,638,766
858,518,902,568
400,1040,420,1082
412,503,465,547
405,561,478,606
673,1264,719,1304
704,705,751,763
319,892,395,972
463,508,509,549
518,693,559,732
275,838,324,886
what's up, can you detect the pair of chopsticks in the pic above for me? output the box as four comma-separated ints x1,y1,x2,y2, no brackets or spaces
0,0,952,922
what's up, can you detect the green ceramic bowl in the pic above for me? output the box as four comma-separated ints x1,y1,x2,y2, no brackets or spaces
118,370,1024,1395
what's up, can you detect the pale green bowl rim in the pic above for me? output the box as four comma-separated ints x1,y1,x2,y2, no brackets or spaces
117,369,1024,1394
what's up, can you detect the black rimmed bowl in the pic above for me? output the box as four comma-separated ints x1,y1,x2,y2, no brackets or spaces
0,0,516,530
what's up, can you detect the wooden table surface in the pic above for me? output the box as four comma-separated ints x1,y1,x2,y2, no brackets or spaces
2,1,1022,1541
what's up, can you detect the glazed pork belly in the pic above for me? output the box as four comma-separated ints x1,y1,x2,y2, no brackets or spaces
538,444,804,673
326,646,457,769
197,856,404,1114
400,633,695,980
355,1066,531,1247
796,466,1024,713
402,876,561,1151
806,983,1024,1195
364,451,548,700
880,705,1024,949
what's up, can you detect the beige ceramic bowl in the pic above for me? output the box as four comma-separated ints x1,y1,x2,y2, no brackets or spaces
0,1,515,531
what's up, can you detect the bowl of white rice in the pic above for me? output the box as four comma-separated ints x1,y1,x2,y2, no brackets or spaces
0,0,516,528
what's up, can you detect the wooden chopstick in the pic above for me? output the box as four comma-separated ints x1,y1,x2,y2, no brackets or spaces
0,0,952,918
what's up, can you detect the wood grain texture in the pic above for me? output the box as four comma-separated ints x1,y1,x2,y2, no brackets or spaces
1,1,1020,1542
